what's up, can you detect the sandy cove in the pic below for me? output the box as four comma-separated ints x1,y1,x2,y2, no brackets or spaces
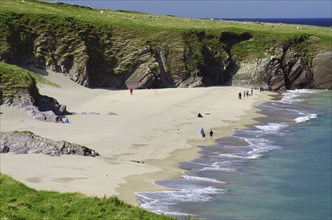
0,70,273,205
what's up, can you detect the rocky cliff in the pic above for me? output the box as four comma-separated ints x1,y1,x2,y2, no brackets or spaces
0,1,331,91
233,36,332,90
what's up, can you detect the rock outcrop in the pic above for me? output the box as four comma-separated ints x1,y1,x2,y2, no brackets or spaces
1,62,71,121
2,95,70,122
312,52,332,89
233,39,332,91
0,131,99,157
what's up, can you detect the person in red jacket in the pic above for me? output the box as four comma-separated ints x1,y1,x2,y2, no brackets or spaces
129,87,133,95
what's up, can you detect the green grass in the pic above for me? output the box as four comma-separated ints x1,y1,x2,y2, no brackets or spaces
0,0,330,85
0,0,330,67
0,174,174,220
0,61,58,100
0,0,330,45
0,61,58,86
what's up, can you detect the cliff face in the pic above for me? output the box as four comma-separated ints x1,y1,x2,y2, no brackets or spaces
1,13,331,91
233,36,332,90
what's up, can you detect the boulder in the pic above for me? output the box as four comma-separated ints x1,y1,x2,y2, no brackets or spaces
32,112,47,121
1,145,9,153
58,104,67,115
10,98,33,108
43,110,58,122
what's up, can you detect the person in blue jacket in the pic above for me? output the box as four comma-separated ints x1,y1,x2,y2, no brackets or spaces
200,128,205,138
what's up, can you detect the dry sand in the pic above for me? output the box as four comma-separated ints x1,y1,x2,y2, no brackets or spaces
0,70,273,205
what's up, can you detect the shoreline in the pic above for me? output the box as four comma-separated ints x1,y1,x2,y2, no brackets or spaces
0,70,275,206
117,91,275,205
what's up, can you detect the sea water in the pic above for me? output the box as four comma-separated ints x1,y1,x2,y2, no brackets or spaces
218,18,332,27
136,90,332,220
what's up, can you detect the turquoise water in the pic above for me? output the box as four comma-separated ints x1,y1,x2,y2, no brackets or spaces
137,90,332,220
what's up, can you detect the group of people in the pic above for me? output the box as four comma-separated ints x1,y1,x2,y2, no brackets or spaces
238,88,254,99
200,128,213,138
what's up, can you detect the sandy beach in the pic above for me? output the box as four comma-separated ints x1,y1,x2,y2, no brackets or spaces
0,70,273,205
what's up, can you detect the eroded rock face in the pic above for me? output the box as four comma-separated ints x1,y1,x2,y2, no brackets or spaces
232,57,270,88
312,52,332,89
0,131,99,157
233,49,331,91
264,51,332,91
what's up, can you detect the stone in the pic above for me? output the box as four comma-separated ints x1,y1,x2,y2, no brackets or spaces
24,105,39,111
25,109,38,117
42,110,57,122
312,52,332,89
107,112,117,115
270,70,286,91
1,145,9,153
33,113,47,121
0,131,100,157
58,105,67,115
287,59,303,83
125,60,157,89
82,79,89,87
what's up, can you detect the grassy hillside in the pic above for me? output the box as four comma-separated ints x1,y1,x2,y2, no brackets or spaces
0,0,330,90
0,174,173,219
0,0,330,53
0,62,57,101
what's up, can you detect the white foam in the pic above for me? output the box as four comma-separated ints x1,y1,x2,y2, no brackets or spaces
183,174,225,184
256,123,288,132
279,89,321,104
291,89,321,94
294,114,318,123
280,93,302,104
217,154,247,159
200,166,237,172
161,210,194,217
139,186,225,207
248,145,282,155
245,137,273,147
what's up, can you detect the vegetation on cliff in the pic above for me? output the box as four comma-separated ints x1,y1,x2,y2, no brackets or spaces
0,61,57,101
0,174,173,219
0,0,331,90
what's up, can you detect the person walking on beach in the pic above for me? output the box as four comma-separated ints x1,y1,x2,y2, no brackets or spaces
238,92,242,99
129,87,133,95
209,130,214,138
200,128,205,138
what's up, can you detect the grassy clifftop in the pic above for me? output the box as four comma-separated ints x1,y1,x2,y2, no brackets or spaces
0,0,331,90
0,61,57,102
0,0,330,37
1,0,330,55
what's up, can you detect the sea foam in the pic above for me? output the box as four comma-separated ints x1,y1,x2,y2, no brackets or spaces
256,123,288,132
294,114,318,123
183,174,225,184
